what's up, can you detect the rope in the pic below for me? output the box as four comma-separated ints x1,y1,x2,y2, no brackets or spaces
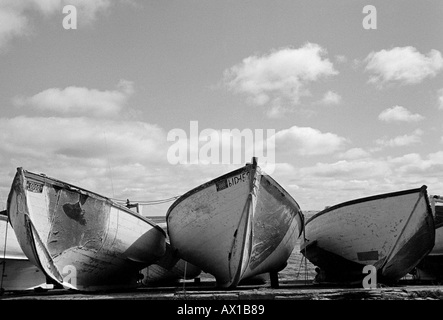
112,195,181,206
295,254,305,278
295,242,310,284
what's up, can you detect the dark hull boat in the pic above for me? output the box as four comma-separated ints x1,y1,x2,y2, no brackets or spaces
166,158,304,288
301,186,435,285
7,168,167,291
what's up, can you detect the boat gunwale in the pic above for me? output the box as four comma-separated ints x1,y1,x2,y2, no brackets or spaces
165,163,304,223
18,168,165,236
165,165,250,220
305,185,429,225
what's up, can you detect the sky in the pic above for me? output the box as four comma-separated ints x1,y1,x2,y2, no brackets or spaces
0,0,442,215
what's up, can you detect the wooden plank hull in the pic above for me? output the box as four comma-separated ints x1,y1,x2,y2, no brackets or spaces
1,214,49,291
301,186,435,284
166,159,304,288
7,168,167,291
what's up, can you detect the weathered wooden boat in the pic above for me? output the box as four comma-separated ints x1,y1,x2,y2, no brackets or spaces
414,194,443,281
301,186,435,285
7,168,167,291
166,157,305,288
1,211,50,291
140,222,201,285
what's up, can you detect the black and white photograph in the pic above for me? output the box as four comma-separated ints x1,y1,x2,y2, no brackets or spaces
1,0,443,313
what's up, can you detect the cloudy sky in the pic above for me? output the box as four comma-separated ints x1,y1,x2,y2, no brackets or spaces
0,0,442,214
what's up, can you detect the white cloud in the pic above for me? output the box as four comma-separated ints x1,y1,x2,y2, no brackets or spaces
365,46,443,86
275,125,348,156
299,159,391,180
438,88,443,110
318,90,342,105
0,115,181,212
281,150,443,209
388,152,443,178
335,55,347,64
375,129,424,148
0,0,113,50
0,116,166,162
378,105,424,123
0,5,28,50
224,43,338,114
22,0,112,21
337,148,371,160
264,101,293,119
13,80,134,118
60,0,111,22
265,105,284,119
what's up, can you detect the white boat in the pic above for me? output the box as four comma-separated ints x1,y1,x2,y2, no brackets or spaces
7,168,167,291
414,194,443,281
166,157,305,288
1,212,50,291
301,186,435,285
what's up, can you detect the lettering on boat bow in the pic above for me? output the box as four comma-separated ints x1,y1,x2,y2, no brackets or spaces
26,181,43,193
216,171,249,192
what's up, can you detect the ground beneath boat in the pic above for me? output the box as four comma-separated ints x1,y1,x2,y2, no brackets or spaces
2,278,443,300
2,234,443,301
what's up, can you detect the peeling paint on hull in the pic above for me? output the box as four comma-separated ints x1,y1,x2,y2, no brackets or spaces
166,158,304,288
6,168,167,291
301,186,435,284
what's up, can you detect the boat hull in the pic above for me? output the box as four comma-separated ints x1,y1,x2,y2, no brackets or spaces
301,186,435,284
7,168,167,291
1,214,49,291
167,160,304,288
